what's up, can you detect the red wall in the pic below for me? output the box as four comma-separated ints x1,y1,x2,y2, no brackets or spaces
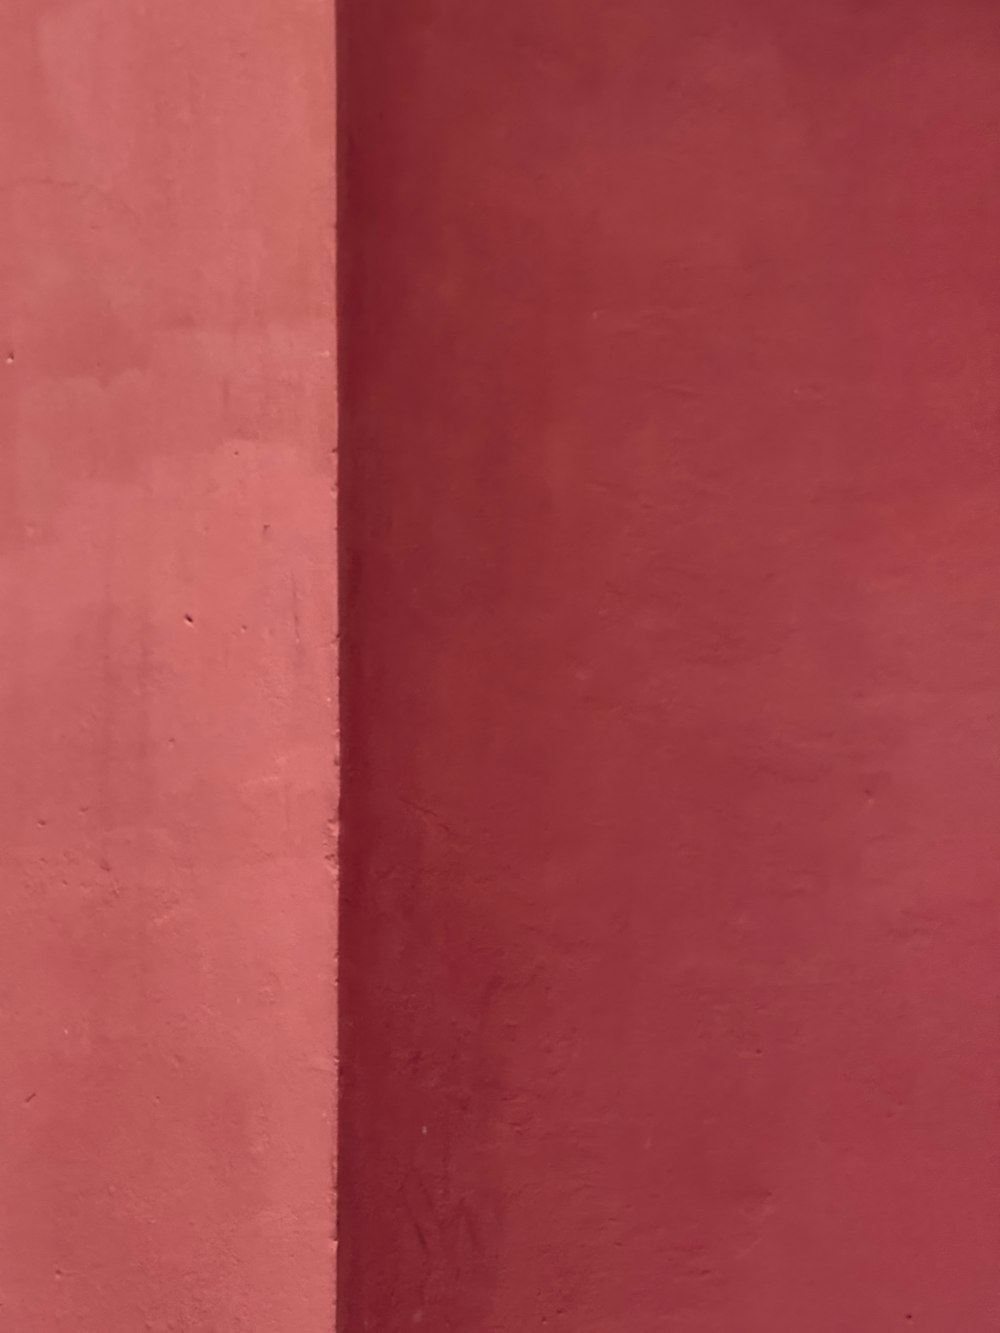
0,2,336,1328
340,2,1000,1329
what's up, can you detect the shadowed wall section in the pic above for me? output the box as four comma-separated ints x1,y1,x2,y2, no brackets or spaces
339,2,1000,1329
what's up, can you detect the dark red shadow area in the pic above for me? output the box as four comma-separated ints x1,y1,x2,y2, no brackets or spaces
339,2,1000,1329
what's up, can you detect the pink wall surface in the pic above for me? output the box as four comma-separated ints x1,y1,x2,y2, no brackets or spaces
0,2,337,1328
340,1,1000,1330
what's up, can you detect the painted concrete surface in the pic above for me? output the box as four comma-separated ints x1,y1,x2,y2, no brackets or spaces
0,2,337,1328
340,2,1000,1329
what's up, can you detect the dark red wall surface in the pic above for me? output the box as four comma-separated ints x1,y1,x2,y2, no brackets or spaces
340,2,1000,1329
0,2,337,1328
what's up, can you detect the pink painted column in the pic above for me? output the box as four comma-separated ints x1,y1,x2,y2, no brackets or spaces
0,2,337,1328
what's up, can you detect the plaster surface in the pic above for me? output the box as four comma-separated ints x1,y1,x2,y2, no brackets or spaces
0,2,337,1327
339,2,1000,1329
